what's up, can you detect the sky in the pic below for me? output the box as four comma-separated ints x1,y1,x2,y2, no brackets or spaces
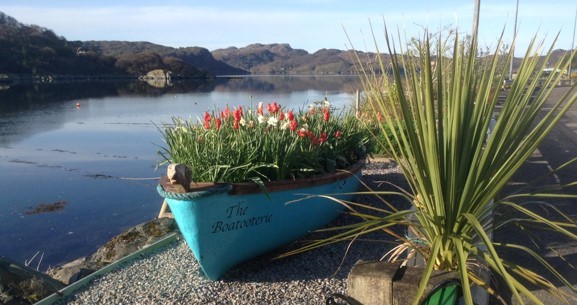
1,0,576,56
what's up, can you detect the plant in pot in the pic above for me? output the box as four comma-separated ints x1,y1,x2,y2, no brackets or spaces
282,13,577,305
156,100,376,280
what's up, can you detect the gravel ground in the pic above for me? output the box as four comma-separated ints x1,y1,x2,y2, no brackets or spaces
56,160,407,305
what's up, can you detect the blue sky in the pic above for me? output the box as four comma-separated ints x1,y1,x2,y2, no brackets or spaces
1,1,576,56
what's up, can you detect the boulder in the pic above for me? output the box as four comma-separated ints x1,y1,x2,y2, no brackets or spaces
0,257,65,304
2,218,177,302
47,257,99,286
90,217,176,264
48,217,176,285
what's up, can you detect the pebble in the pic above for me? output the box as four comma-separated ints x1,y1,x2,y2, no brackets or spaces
56,160,405,305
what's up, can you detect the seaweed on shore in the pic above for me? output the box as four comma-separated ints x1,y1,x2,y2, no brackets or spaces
24,200,68,215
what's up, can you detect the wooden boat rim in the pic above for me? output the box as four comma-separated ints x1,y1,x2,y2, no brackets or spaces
159,158,365,195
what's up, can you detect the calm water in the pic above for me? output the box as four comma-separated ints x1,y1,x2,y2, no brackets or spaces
0,76,360,270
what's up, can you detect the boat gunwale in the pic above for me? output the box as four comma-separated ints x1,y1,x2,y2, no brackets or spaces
159,158,365,195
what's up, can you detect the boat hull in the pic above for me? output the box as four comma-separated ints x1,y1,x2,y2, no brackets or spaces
157,160,364,280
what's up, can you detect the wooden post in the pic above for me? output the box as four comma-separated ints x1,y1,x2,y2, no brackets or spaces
158,200,173,218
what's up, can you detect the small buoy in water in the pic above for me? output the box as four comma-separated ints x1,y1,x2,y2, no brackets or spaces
76,102,80,108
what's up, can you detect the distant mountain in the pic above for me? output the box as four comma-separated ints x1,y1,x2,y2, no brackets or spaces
0,11,121,77
81,40,371,76
212,43,370,75
0,12,221,79
0,11,378,79
548,49,575,68
0,10,21,28
80,41,246,76
1,11,574,81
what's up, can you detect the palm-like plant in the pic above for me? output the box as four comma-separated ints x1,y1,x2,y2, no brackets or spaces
282,18,577,305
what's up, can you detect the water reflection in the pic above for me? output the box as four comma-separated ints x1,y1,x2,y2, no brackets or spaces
0,76,360,114
0,80,214,114
213,75,360,94
0,75,360,270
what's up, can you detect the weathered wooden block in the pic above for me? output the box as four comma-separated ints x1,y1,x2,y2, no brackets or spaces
347,260,458,305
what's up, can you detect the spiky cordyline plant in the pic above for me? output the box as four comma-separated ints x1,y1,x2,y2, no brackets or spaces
281,20,577,305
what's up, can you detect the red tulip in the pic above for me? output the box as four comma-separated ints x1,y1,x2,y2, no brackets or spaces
267,102,280,114
310,133,319,145
220,105,231,119
234,107,243,121
323,108,330,121
203,111,211,129
320,132,327,143
233,107,243,130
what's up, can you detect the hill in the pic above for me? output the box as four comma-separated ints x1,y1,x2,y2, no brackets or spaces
0,11,381,79
0,12,121,77
0,12,225,80
1,11,574,81
79,41,246,76
212,43,369,75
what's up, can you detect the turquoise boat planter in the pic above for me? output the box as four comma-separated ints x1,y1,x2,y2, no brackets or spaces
157,159,365,280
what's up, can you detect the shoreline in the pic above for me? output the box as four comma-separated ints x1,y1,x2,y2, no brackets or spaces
0,73,214,86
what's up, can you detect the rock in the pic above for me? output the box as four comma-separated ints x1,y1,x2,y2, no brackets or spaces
90,217,176,264
47,218,177,285
142,69,172,88
0,257,65,304
47,257,99,286
1,218,177,303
